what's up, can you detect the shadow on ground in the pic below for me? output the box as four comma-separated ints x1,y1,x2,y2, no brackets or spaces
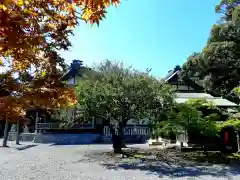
16,144,37,151
50,142,146,146
96,148,240,179
50,142,98,146
101,160,240,178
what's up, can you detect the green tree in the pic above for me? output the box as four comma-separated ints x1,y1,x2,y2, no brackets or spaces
181,52,206,81
216,0,240,21
157,100,220,148
180,1,240,98
157,103,202,137
75,60,175,152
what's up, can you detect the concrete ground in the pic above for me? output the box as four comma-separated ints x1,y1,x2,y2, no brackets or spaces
0,142,240,180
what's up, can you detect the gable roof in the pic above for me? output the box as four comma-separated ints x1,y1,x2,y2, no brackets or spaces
165,65,239,107
164,65,181,82
61,60,86,81
165,70,180,82
61,68,78,81
164,66,206,92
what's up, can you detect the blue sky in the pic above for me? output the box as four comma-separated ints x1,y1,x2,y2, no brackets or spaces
61,0,221,78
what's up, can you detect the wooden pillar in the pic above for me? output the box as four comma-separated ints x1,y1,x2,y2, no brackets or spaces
16,120,20,145
34,110,39,134
2,114,8,147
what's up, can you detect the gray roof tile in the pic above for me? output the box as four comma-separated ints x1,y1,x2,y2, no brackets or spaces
175,93,238,107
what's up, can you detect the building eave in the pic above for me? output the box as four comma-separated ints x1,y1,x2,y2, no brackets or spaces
164,70,180,82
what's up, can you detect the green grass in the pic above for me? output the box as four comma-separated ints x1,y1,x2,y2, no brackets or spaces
132,154,145,159
228,153,240,160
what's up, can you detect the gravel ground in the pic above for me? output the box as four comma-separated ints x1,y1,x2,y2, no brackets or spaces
0,143,240,180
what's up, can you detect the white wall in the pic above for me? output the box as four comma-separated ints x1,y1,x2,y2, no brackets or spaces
176,131,189,147
66,78,75,85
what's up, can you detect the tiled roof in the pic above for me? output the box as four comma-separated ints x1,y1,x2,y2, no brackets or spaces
176,92,213,99
211,98,238,107
164,70,174,80
164,70,180,82
165,65,238,107
164,65,181,82
175,93,238,107
61,60,84,81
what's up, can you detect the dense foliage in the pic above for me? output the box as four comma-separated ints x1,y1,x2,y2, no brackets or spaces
219,118,240,129
155,100,221,141
75,60,175,151
0,0,122,147
181,1,240,100
0,0,121,122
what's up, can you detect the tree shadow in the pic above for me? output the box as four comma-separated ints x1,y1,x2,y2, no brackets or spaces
0,145,9,148
50,142,146,146
79,146,240,178
101,160,240,178
99,147,240,179
16,144,37,151
50,142,97,146
179,151,231,165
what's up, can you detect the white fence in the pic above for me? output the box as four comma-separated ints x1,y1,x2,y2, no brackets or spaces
103,126,149,137
36,122,94,130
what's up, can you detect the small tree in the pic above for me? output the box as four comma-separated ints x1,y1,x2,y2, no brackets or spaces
157,99,220,148
75,60,175,152
157,103,202,139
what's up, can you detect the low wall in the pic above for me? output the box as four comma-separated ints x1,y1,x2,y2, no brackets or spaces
8,132,101,144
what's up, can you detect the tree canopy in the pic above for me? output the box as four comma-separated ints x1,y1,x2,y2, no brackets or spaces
156,99,221,141
181,1,240,100
75,60,175,151
0,0,121,122
216,0,240,21
76,60,175,124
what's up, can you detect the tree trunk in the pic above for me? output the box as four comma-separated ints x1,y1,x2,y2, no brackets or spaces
2,118,9,147
108,120,128,153
119,122,127,148
35,110,39,134
16,120,20,145
109,125,123,153
112,134,124,153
